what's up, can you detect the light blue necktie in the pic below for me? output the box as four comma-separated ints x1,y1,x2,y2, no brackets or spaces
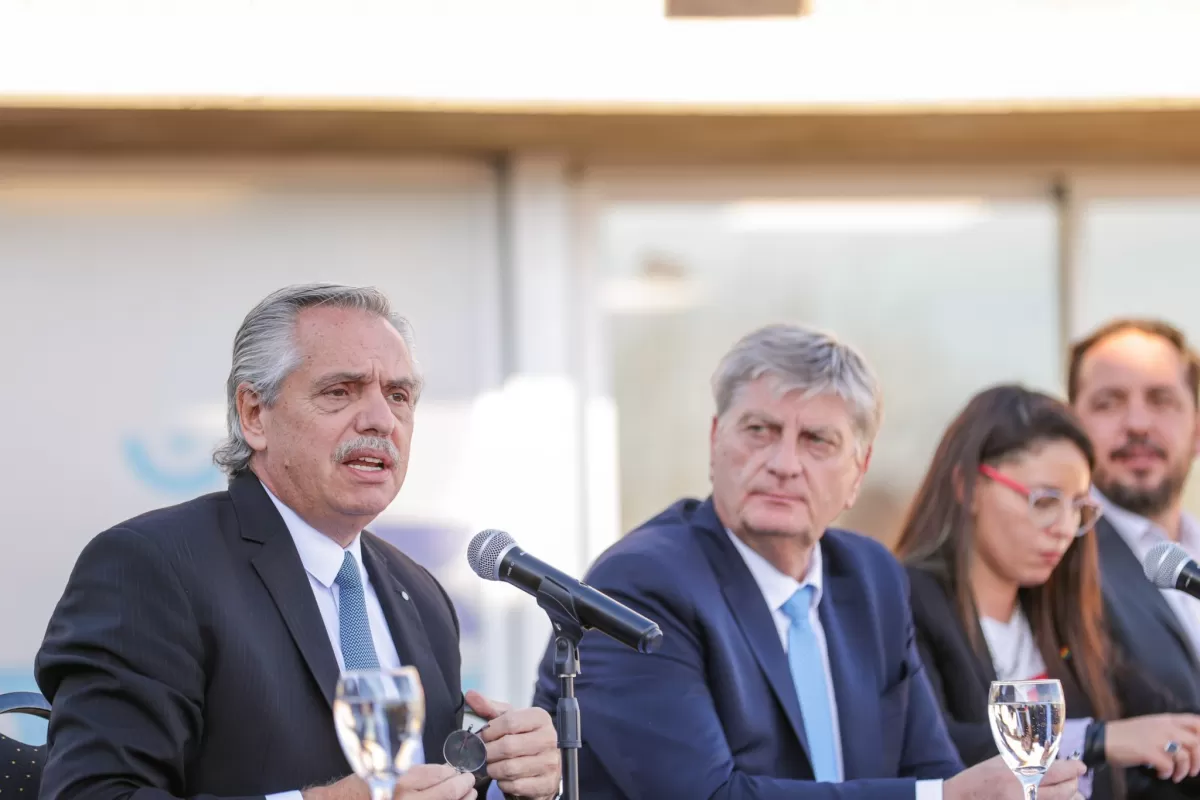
332,551,429,767
334,551,380,671
781,585,839,783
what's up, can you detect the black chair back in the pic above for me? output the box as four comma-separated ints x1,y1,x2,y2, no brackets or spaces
0,691,50,796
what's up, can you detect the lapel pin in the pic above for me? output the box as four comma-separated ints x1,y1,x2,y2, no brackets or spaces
401,590,410,601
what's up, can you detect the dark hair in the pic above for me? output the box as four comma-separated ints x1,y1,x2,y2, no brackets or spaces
894,384,1119,723
1068,318,1200,405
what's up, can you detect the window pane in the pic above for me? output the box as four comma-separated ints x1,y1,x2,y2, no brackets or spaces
601,195,1060,544
1077,198,1200,334
1076,195,1200,515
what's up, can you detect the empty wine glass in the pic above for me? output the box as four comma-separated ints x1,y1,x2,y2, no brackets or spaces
988,679,1066,800
334,667,426,800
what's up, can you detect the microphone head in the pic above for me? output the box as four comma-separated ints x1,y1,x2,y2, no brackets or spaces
467,529,517,581
1144,540,1191,588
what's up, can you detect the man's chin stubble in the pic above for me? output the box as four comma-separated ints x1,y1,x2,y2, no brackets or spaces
1096,472,1185,518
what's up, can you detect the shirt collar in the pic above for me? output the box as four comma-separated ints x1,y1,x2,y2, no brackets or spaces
261,480,362,589
725,527,823,614
1092,487,1200,557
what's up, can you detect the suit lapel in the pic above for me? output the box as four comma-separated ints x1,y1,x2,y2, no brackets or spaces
361,535,457,763
233,475,340,707
818,563,872,780
1096,519,1194,660
692,502,812,763
967,615,999,687
1053,658,1093,718
929,574,997,701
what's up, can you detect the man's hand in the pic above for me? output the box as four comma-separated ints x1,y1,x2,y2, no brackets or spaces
466,689,561,800
301,765,476,800
944,756,1085,800
394,765,478,800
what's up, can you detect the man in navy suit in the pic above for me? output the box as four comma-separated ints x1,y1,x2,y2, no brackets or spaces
37,285,561,800
533,324,1085,800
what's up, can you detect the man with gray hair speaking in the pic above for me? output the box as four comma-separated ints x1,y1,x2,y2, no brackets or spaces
36,284,561,800
532,323,1085,800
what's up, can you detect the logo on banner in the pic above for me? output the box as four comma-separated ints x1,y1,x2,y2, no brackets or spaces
123,430,224,496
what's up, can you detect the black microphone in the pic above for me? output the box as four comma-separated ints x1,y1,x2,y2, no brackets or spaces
467,529,663,653
1143,540,1200,599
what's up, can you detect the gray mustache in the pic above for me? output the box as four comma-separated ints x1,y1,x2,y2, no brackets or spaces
334,436,400,464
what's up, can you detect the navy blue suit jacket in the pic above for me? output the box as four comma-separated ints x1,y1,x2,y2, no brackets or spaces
34,474,473,800
532,497,964,799
1094,518,1200,712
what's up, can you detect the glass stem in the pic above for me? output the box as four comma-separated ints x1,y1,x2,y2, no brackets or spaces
369,779,394,800
1023,779,1040,800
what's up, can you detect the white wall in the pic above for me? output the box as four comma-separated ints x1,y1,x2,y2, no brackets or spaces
5,5,1200,107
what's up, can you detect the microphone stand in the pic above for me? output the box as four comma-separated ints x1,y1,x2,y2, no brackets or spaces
535,577,583,800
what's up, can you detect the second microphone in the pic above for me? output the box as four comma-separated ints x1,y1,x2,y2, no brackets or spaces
467,529,664,654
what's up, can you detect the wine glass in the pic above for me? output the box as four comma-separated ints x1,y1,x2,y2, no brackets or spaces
334,667,426,800
988,679,1066,800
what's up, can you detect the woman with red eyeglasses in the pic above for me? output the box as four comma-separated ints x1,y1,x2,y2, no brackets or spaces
895,384,1200,800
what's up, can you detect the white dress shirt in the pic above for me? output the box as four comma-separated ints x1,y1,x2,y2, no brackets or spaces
261,484,503,800
1095,489,1200,663
264,485,404,674
725,531,942,800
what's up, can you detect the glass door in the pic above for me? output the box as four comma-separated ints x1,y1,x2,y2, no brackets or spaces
582,169,1064,546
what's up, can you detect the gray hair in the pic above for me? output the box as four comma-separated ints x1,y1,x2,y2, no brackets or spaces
711,323,882,449
213,283,420,478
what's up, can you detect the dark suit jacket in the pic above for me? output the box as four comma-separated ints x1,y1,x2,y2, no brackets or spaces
531,497,963,800
35,473,470,800
907,564,1200,800
1095,518,1200,713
